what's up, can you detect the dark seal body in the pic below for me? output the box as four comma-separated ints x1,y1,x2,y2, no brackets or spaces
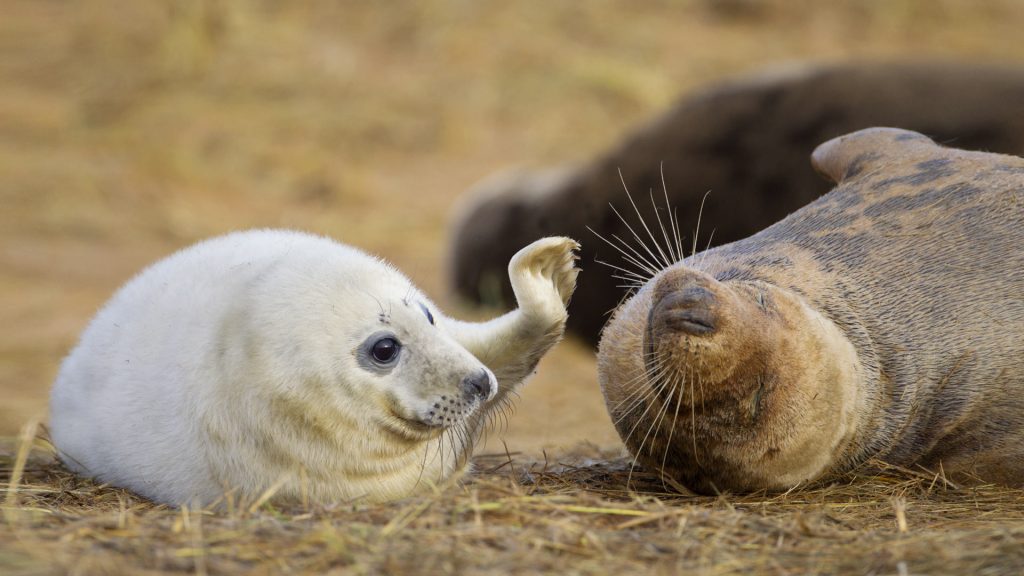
597,128,1024,493
449,62,1024,346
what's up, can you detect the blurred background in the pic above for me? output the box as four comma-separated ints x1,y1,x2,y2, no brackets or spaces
3,0,1024,453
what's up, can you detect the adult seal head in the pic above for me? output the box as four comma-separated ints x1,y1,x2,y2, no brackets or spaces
598,128,1024,493
50,230,579,506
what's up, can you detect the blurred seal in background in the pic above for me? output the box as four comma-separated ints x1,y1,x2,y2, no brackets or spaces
450,61,1024,346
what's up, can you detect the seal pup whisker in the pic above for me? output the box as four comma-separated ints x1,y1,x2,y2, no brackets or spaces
412,431,433,492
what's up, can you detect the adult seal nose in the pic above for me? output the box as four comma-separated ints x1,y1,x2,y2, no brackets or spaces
461,369,492,402
649,269,721,337
655,286,718,335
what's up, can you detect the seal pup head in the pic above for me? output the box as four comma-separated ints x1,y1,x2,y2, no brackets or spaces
346,287,498,439
209,243,502,503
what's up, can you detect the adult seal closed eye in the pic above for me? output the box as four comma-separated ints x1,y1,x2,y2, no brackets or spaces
49,230,579,506
597,128,1024,493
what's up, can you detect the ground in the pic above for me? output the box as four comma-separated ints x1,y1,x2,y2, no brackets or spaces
2,0,1024,574
4,439,1024,575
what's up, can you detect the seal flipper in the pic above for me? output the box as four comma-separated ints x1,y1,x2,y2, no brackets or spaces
811,127,937,185
445,237,579,405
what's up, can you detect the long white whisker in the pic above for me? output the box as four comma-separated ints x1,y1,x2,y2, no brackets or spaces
610,339,671,406
650,186,678,265
660,371,685,491
595,259,650,281
696,228,718,271
628,366,676,489
673,205,684,262
659,162,684,264
619,368,673,448
611,366,671,428
690,365,702,467
691,190,712,259
587,226,658,278
609,369,671,424
607,359,672,414
611,276,647,286
608,203,667,275
619,168,673,269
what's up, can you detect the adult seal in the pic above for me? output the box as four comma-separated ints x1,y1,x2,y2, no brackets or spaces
50,230,578,505
597,128,1024,493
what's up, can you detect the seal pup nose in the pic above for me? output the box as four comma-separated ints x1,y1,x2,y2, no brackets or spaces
461,369,493,402
650,269,720,336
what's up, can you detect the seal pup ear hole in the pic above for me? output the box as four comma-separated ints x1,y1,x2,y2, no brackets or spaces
357,331,403,372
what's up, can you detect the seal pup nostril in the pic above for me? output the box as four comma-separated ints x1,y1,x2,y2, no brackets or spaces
461,369,492,401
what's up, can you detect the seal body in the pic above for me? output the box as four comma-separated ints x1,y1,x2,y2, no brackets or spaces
50,230,578,505
597,128,1024,492
449,62,1024,346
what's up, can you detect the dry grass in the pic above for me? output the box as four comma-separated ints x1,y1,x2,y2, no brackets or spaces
4,430,1024,575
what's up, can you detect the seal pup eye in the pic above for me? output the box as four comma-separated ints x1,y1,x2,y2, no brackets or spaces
418,302,435,325
370,337,401,364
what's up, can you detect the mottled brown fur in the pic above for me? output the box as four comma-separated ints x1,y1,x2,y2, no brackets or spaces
598,128,1024,493
450,62,1024,346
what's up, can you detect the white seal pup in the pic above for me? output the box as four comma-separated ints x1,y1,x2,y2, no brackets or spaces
49,229,579,505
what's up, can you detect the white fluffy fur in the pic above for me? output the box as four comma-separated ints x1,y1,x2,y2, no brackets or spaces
49,230,578,506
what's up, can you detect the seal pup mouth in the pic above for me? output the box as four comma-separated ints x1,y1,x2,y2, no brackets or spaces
380,410,447,442
385,369,498,438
